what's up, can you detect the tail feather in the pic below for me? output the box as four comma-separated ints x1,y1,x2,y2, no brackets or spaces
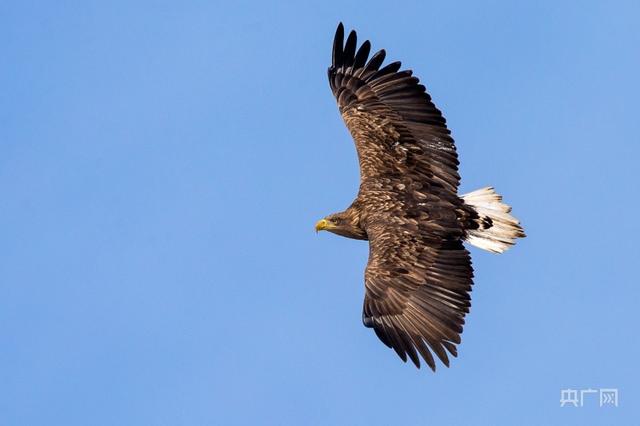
461,187,525,254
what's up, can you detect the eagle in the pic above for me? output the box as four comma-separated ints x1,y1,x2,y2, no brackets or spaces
315,23,525,371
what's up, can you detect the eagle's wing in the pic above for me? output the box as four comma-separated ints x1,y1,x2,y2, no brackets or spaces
363,220,473,371
328,24,473,370
328,23,460,193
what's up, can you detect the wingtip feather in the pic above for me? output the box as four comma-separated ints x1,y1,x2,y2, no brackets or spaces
332,23,345,69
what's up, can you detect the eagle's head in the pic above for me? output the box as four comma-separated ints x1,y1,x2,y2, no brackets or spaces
315,209,367,240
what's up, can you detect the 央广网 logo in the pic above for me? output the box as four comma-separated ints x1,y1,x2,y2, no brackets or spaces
560,388,618,407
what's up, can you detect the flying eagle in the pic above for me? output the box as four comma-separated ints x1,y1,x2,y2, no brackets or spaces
315,23,525,371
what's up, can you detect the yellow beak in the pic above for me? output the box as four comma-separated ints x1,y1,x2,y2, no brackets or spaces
315,219,329,233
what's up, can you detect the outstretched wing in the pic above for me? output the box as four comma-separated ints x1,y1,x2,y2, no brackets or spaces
328,24,474,370
363,219,473,371
328,22,460,194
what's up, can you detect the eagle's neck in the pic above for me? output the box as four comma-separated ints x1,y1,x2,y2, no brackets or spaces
333,202,367,240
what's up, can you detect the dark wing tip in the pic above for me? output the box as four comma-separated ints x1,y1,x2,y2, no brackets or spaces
332,22,345,69
343,30,358,68
362,312,374,328
353,40,371,69
366,49,385,70
442,341,458,358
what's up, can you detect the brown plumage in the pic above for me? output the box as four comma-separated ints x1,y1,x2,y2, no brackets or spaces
316,23,525,371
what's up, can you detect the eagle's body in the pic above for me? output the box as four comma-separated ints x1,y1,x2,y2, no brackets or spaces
316,24,525,371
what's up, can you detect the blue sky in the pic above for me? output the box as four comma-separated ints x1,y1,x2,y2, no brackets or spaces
1,1,639,425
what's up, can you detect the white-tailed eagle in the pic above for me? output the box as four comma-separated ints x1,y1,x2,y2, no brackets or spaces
315,23,525,371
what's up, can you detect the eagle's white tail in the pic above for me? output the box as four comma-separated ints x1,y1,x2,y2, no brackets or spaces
461,187,525,254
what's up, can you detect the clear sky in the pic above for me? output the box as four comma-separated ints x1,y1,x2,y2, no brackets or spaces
1,1,639,425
